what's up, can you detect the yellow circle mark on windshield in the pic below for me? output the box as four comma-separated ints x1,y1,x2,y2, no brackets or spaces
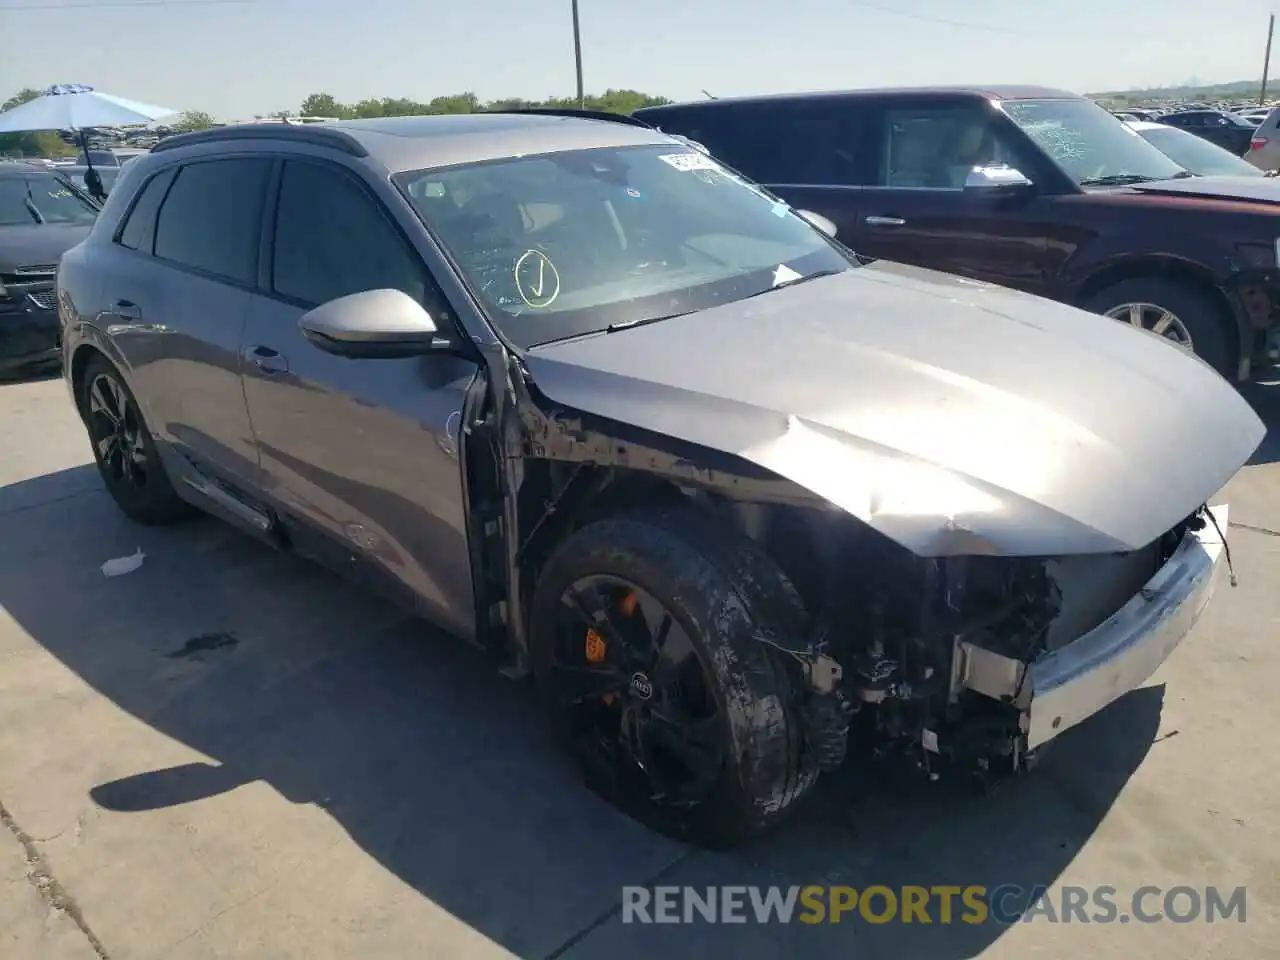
514,249,561,309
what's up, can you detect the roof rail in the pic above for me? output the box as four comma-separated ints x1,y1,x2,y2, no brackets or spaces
486,107,655,128
151,122,368,158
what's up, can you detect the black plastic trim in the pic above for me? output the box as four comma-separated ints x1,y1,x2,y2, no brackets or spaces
151,123,369,158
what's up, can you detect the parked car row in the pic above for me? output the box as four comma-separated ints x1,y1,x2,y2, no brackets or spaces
1154,108,1257,155
30,96,1263,844
0,163,98,376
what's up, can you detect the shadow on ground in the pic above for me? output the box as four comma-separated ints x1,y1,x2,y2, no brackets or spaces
0,465,1166,959
1242,380,1280,466
0,363,61,387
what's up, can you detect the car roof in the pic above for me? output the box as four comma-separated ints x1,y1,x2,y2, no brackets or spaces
635,85,1081,112
155,113,676,174
1123,120,1166,132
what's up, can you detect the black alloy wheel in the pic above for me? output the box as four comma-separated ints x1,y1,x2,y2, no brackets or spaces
80,355,193,525
86,370,150,492
530,508,817,846
546,575,727,807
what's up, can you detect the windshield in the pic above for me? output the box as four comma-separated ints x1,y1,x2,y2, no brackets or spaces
1136,126,1263,178
395,144,855,347
0,173,99,226
1001,98,1187,185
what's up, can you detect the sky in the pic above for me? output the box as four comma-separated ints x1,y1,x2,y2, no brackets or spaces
0,0,1276,120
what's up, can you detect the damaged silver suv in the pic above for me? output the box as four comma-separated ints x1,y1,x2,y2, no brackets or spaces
57,113,1264,845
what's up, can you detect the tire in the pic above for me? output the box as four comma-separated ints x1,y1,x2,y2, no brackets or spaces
80,355,194,525
1083,277,1234,378
529,506,818,847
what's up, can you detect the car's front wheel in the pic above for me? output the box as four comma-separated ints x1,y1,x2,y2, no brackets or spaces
529,507,817,847
1084,277,1233,378
80,355,194,525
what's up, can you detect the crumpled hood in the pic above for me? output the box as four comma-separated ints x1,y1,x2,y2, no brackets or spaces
0,223,91,273
525,261,1265,558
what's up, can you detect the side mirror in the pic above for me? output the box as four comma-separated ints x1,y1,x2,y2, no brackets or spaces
963,165,1034,195
298,288,454,359
796,208,838,238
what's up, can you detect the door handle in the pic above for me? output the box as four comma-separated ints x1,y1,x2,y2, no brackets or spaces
111,299,142,320
244,344,289,375
864,216,906,227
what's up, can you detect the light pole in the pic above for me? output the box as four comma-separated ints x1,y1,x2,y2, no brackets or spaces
571,0,584,108
1262,13,1276,105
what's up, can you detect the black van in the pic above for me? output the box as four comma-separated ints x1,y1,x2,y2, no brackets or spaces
634,87,1280,380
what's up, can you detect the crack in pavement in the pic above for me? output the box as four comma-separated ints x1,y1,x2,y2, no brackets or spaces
1229,520,1280,538
542,849,695,960
0,797,110,959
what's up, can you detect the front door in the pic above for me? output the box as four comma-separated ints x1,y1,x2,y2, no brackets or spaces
240,158,481,638
849,98,1061,297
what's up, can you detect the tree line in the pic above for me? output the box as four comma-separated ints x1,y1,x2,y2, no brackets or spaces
294,88,669,121
154,89,671,133
2,87,672,154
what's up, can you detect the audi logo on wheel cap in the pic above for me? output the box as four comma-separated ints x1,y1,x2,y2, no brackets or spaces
630,672,653,700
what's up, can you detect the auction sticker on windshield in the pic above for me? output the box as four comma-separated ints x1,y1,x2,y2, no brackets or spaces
659,152,720,172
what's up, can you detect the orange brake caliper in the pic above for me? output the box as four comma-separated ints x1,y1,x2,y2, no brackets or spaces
589,591,639,706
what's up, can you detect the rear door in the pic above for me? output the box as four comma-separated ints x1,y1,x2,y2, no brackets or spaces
240,157,480,636
91,157,269,490
849,96,1063,296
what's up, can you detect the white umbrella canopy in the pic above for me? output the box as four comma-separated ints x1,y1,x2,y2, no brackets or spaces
0,84,176,133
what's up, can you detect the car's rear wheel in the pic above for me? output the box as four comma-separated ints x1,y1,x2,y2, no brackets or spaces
1084,277,1233,378
80,355,194,525
529,507,817,847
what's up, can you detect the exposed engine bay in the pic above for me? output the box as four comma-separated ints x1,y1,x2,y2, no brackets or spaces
713,496,1200,783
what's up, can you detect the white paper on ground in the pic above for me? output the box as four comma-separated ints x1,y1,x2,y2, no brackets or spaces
102,548,145,577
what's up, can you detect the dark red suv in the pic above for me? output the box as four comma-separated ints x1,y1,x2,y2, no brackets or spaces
635,86,1280,380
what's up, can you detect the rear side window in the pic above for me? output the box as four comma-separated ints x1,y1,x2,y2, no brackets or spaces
154,158,272,285
117,167,176,252
648,101,868,186
270,160,429,307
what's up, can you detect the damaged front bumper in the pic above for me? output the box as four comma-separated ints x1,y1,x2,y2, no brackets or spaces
953,504,1229,752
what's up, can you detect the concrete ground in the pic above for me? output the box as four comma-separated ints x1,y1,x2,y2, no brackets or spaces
1,370,1279,960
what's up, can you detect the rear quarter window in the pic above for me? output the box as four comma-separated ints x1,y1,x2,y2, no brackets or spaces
116,168,176,252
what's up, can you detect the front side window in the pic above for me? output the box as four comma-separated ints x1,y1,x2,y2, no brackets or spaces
396,144,854,347
271,160,429,307
1002,98,1187,186
0,173,99,226
877,104,1029,188
153,158,272,285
